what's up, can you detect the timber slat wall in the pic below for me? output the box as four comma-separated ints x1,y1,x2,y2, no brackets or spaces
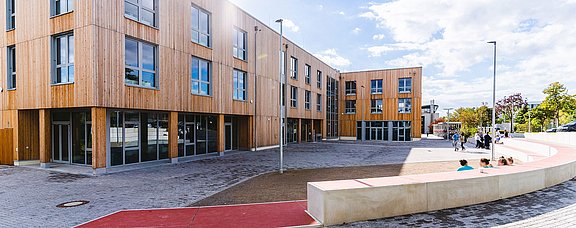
0,128,13,165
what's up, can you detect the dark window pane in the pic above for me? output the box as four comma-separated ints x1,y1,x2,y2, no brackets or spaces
125,2,139,19
142,72,155,88
125,68,139,85
142,44,155,70
125,39,139,67
141,9,155,26
142,0,154,9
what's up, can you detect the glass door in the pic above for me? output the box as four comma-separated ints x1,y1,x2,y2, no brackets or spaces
52,123,71,163
185,123,195,156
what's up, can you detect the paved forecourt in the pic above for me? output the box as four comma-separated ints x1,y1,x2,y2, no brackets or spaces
307,137,576,225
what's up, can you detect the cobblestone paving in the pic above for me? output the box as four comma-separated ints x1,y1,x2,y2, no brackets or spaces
339,178,576,228
0,139,566,227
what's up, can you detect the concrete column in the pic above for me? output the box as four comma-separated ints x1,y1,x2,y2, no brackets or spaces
39,109,51,168
91,108,107,174
297,119,302,143
247,116,254,150
217,114,225,155
311,120,316,142
168,112,179,163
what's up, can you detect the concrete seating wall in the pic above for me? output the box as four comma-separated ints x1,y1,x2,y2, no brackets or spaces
525,132,576,146
307,139,576,226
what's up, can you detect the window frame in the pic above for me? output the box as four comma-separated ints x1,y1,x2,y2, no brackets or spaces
305,90,311,110
316,70,322,88
345,81,356,95
316,94,322,112
6,0,15,30
232,27,247,60
124,0,158,27
191,4,211,47
371,99,383,114
305,64,311,84
124,37,158,89
399,77,412,93
290,86,298,108
51,0,74,17
51,32,75,85
233,69,247,101
345,100,356,114
191,56,212,96
6,45,15,90
290,57,298,80
371,79,383,94
398,98,412,114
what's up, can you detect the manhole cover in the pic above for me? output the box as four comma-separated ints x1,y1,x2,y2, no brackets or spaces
56,200,90,208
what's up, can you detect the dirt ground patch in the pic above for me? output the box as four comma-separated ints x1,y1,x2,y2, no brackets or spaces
192,160,481,207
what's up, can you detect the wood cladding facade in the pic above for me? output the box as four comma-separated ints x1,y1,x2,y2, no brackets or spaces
0,0,421,168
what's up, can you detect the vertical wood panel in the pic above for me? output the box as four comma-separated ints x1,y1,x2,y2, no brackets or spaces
0,128,14,165
91,107,106,169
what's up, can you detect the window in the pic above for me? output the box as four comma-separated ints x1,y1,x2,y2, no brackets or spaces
290,57,298,79
52,33,74,84
305,90,311,110
233,69,246,101
290,86,298,108
125,0,157,27
371,79,383,94
51,0,74,16
6,0,15,30
125,37,157,88
399,77,412,93
316,70,322,88
371,99,383,113
317,94,322,111
345,81,356,95
345,100,356,114
191,5,210,47
399,98,412,113
191,57,211,95
305,64,311,84
6,46,15,90
233,28,247,60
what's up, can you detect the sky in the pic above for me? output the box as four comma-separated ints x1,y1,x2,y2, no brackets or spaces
228,0,576,116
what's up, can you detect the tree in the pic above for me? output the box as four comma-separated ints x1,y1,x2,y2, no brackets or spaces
542,82,576,127
495,93,527,132
526,104,554,132
476,105,491,128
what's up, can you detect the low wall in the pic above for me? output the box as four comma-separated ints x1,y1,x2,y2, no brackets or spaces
525,132,576,146
307,139,576,226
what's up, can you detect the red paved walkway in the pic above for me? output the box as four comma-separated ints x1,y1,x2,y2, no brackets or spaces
77,201,319,228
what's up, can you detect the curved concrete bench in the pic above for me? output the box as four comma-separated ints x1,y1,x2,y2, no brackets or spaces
306,139,576,226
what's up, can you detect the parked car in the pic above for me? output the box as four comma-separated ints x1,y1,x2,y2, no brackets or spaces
557,121,576,132
546,128,557,133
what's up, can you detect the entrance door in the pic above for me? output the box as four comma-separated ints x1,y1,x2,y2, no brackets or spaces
225,123,233,151
52,123,71,163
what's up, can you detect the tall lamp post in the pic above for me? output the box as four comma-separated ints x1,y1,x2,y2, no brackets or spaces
276,19,284,174
488,41,497,161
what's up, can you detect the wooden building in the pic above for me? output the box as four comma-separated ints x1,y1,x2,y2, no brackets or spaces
0,0,421,173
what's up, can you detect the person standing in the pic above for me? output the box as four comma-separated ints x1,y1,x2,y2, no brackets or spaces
484,133,492,150
460,134,467,151
452,132,460,151
475,132,482,148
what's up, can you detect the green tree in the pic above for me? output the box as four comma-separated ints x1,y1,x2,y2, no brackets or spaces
495,93,527,132
526,104,554,132
542,82,576,127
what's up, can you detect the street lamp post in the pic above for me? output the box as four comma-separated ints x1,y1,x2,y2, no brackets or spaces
276,19,284,174
488,41,497,161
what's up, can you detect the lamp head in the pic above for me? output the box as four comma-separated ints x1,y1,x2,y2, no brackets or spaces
275,19,283,23
487,41,496,44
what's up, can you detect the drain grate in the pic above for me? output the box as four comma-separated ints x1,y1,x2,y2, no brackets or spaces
56,200,90,208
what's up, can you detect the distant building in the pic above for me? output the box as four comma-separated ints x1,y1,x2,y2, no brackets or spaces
421,104,439,135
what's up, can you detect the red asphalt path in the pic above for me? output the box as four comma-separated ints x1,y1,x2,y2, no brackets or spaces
76,200,319,228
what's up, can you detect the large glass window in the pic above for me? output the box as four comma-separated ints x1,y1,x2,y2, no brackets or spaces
191,57,211,95
191,5,210,47
371,99,383,114
399,77,412,93
6,0,14,30
317,94,322,112
53,33,74,84
345,100,356,114
305,64,311,84
371,79,383,94
125,0,157,27
345,81,356,95
290,86,298,108
316,70,322,88
233,28,247,60
290,57,298,79
233,69,246,101
305,90,311,110
7,46,15,90
125,37,157,88
399,98,412,113
51,0,74,16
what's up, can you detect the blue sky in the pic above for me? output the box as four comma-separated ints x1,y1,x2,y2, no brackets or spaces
229,0,576,116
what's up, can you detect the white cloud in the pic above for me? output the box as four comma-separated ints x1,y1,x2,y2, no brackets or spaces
361,0,576,107
314,49,352,68
338,11,345,15
372,34,386,40
352,27,362,34
283,19,300,32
